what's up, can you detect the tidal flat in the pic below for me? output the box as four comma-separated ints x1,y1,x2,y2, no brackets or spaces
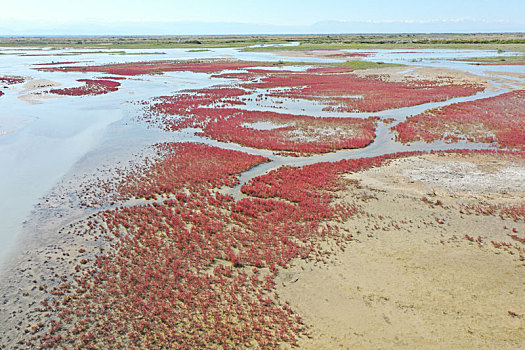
0,37,524,348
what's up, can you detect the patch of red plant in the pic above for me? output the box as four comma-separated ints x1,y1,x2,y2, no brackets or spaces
29,149,506,348
76,142,269,207
34,145,391,348
243,72,483,112
298,49,370,59
211,68,301,81
211,71,259,80
392,90,525,150
305,66,354,74
116,142,270,200
197,109,378,154
242,151,424,203
0,76,26,85
143,88,377,154
469,61,525,66
49,79,120,96
97,76,128,80
37,60,266,76
140,87,249,127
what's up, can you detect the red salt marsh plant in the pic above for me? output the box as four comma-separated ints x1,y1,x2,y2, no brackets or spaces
33,149,503,349
459,201,525,223
116,142,270,200
144,89,378,155
33,61,81,66
77,142,269,207
392,90,525,150
198,110,378,154
0,76,26,85
49,79,120,96
243,71,483,112
140,87,249,128
210,68,297,81
33,145,365,348
36,60,267,76
37,192,311,349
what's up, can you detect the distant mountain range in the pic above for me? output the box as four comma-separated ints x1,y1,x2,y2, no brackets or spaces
0,19,523,36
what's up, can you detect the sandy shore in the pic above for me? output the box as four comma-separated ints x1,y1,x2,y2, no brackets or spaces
17,79,62,104
20,79,60,92
277,152,525,349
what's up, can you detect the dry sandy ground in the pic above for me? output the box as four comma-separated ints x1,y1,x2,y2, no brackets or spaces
278,152,525,349
18,79,62,104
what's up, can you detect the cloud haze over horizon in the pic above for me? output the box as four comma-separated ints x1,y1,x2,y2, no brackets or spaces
1,0,523,35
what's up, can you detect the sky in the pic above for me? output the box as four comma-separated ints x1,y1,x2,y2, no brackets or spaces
1,0,524,35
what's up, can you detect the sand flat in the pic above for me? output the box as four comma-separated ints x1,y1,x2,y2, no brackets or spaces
278,152,525,349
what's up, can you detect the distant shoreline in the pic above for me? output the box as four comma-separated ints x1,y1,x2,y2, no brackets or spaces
0,33,524,52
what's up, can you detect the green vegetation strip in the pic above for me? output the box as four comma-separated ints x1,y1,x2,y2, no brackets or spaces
1,34,524,52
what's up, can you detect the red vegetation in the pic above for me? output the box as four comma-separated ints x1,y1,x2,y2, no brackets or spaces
98,76,128,80
211,71,259,80
37,60,266,76
30,149,511,348
0,76,26,85
294,49,370,59
392,90,525,150
116,142,270,200
140,87,249,131
0,91,3,97
242,151,423,205
211,68,297,81
243,72,483,112
313,50,370,59
49,79,120,96
37,192,311,348
144,87,378,154
460,202,525,223
35,148,429,348
469,61,525,66
143,87,248,121
305,66,354,74
77,142,269,207
198,110,378,154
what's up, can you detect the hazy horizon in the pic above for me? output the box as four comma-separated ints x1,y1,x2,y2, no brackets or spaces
1,0,523,36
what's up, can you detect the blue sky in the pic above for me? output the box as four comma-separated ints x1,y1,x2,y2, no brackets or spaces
1,0,524,35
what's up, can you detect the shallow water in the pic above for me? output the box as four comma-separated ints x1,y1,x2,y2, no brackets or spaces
0,46,523,263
